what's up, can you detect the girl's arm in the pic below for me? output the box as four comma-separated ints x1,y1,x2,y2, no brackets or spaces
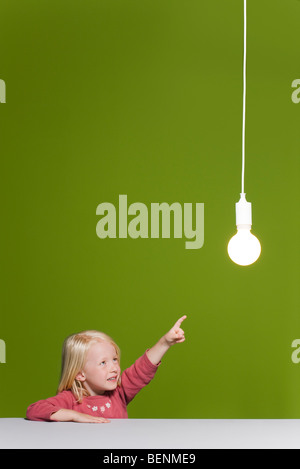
26,390,74,422
146,315,187,365
27,392,110,423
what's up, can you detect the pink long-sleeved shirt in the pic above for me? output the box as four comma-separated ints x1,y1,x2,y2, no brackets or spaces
26,350,160,421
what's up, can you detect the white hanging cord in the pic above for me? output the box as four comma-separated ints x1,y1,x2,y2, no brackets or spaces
241,0,247,195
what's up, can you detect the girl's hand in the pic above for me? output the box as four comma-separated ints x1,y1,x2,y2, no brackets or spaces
50,409,110,423
164,315,187,346
70,411,110,423
146,315,187,365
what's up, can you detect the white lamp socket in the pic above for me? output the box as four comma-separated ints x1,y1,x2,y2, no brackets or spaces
235,193,252,227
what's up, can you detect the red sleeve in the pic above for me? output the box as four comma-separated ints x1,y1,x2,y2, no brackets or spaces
26,390,75,422
118,350,160,405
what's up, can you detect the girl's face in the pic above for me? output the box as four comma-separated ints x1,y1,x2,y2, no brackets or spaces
77,341,120,396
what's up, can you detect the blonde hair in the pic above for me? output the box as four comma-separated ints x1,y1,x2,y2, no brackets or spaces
57,330,121,403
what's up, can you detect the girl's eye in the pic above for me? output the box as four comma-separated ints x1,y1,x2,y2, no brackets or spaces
113,358,118,362
100,361,106,366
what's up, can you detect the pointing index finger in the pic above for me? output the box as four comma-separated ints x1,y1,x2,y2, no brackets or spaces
174,315,187,329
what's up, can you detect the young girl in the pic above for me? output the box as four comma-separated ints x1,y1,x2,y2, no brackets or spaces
26,315,187,423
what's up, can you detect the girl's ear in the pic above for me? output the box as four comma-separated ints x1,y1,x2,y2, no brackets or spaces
75,371,86,382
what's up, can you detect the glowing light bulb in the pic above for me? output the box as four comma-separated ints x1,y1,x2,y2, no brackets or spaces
227,193,261,266
228,226,261,266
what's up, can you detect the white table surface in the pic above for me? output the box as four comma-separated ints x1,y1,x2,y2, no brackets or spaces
1,418,300,449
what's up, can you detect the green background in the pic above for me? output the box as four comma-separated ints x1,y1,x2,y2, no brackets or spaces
1,0,300,419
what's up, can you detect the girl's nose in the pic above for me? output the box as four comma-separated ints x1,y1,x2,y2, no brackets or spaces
110,362,118,372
